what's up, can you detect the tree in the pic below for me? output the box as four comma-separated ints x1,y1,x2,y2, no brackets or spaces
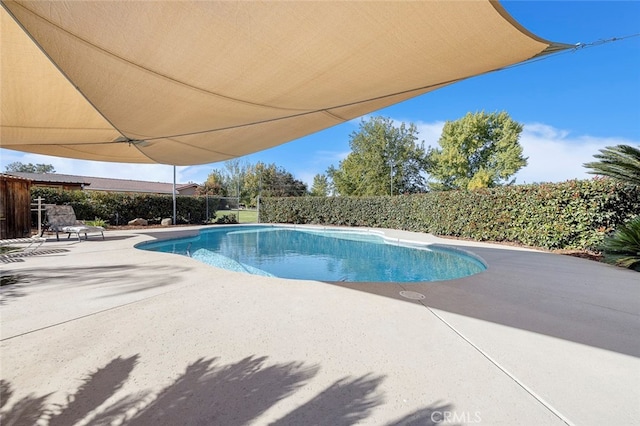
425,111,526,191
328,116,427,196
244,162,308,206
264,165,307,197
196,159,251,201
196,170,228,196
5,162,56,173
310,174,330,196
224,159,250,198
583,144,640,186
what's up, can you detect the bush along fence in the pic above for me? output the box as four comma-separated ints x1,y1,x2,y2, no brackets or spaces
259,179,640,251
31,187,217,225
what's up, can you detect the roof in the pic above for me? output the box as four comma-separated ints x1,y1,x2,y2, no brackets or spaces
6,172,89,185
83,175,197,194
0,2,571,165
1,173,33,183
5,172,197,194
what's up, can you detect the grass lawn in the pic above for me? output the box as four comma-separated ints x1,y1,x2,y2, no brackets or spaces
215,209,258,223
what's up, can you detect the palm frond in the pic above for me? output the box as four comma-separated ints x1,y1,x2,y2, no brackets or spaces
584,144,640,186
600,216,640,271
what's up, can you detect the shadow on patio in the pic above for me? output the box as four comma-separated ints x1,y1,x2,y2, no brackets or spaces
0,263,193,308
326,244,640,358
0,354,457,426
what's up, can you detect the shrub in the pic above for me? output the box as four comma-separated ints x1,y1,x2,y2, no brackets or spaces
599,216,640,271
31,188,214,225
84,218,108,228
214,214,238,224
259,179,640,251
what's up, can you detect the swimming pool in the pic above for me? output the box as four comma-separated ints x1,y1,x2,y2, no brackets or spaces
137,226,486,282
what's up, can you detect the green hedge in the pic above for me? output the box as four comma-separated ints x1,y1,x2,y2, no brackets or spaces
31,187,215,225
259,179,640,250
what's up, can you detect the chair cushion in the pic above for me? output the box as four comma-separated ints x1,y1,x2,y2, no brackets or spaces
61,225,104,233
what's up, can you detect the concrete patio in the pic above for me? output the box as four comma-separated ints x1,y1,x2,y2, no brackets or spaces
1,225,638,425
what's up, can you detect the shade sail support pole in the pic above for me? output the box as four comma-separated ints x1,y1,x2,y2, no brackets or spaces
173,165,177,225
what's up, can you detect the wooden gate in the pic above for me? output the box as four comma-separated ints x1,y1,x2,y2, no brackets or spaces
0,174,33,239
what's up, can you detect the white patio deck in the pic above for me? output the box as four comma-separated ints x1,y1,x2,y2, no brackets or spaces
1,225,638,425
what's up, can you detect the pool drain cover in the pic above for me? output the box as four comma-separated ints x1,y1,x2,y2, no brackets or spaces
399,290,425,300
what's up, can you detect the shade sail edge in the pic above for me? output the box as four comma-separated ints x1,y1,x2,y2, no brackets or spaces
1,0,571,165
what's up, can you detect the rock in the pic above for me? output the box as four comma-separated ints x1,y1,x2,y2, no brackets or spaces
128,218,148,226
161,218,172,226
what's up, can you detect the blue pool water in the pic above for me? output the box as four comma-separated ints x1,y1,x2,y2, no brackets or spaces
136,226,486,282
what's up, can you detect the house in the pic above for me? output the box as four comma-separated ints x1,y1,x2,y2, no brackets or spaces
5,172,199,195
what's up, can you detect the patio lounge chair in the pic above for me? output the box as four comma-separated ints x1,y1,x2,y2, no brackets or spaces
41,204,105,241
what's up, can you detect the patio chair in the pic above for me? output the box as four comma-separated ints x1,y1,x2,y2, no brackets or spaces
41,204,105,241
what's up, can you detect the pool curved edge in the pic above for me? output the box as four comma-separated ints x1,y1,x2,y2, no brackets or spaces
134,224,490,283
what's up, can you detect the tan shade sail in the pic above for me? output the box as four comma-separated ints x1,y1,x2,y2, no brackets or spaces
1,1,570,165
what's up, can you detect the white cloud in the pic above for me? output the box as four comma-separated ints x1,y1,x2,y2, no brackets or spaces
521,123,570,140
0,149,195,184
312,150,350,163
297,171,317,188
414,121,445,146
514,123,637,184
179,165,217,184
386,118,445,147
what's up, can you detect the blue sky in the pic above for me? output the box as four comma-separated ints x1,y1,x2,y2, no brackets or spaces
2,1,639,187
